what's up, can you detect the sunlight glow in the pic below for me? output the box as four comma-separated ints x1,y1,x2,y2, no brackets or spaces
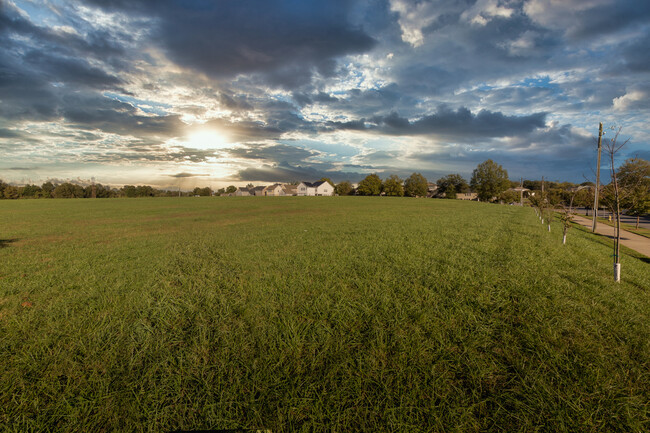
186,130,228,150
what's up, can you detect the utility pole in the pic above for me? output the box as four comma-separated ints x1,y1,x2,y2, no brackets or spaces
592,122,603,232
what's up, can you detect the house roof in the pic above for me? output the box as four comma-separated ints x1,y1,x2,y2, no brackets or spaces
283,184,298,192
310,180,333,188
250,186,266,192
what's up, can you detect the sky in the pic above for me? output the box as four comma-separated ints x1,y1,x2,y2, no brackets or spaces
1,0,649,189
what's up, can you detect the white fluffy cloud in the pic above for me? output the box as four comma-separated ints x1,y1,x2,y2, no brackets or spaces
461,0,515,26
612,88,650,111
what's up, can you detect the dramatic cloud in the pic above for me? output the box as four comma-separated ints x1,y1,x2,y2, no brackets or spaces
325,107,546,140
169,172,210,178
0,0,648,187
85,0,376,86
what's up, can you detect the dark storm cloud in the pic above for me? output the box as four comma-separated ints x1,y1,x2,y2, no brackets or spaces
620,33,650,73
525,0,650,40
85,0,376,85
0,2,129,127
168,172,210,178
224,143,316,163
21,50,123,89
407,122,596,182
62,94,185,137
319,84,417,118
234,161,363,183
8,166,37,171
0,1,127,58
326,107,546,139
0,128,22,138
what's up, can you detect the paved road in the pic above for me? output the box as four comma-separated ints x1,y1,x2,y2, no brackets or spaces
571,214,650,258
574,208,650,230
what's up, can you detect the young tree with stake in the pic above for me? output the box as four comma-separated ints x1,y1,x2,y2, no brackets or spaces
602,126,630,283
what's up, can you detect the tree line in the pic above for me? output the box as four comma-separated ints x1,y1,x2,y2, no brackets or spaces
0,181,193,199
1,158,647,219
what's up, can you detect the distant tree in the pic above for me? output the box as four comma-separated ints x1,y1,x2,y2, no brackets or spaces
470,160,510,202
122,185,137,198
246,183,254,189
357,174,383,196
319,177,334,188
94,184,112,198
3,185,19,199
19,184,42,198
0,179,7,198
404,173,428,197
617,157,650,228
383,174,404,196
193,187,212,196
335,181,353,196
225,185,237,194
53,182,84,198
445,184,457,199
135,185,155,197
41,181,55,198
216,188,226,196
436,174,469,198
498,189,519,204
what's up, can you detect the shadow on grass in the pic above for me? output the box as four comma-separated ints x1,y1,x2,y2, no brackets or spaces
0,239,19,248
169,430,258,433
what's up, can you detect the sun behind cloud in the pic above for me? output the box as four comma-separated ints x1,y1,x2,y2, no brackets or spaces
186,129,229,150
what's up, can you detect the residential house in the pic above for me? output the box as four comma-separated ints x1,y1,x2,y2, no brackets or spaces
456,192,478,200
297,180,334,196
281,184,298,196
296,182,315,196
264,183,284,196
313,180,334,196
234,187,250,196
427,183,438,198
250,185,267,196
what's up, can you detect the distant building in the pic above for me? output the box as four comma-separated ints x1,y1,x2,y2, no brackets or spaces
427,183,438,198
235,187,250,196
249,186,267,196
297,180,334,196
296,182,314,196
281,184,298,196
456,192,478,201
264,183,284,196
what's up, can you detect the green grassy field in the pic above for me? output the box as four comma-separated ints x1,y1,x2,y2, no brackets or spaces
1,197,649,432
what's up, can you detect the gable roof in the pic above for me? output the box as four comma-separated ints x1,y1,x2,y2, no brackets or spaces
283,184,298,192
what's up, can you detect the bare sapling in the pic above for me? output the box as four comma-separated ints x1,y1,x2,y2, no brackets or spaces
559,186,590,245
602,126,629,282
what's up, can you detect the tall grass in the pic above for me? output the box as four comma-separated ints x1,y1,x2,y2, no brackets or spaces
1,197,649,432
